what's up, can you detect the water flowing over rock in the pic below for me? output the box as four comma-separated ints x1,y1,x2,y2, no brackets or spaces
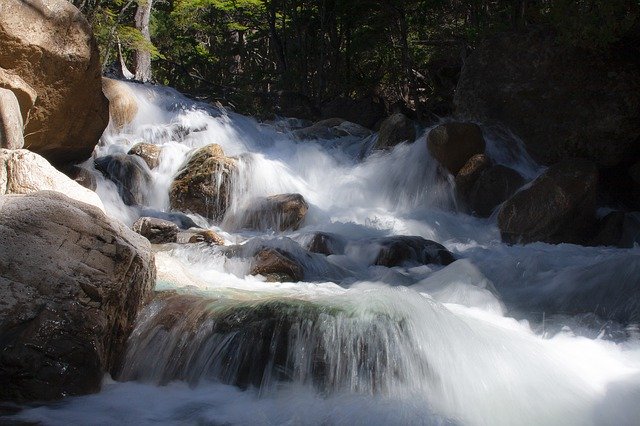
0,88,24,149
250,248,305,282
103,78,139,131
372,236,455,267
0,149,104,211
128,142,161,169
169,144,237,222
455,29,640,168
0,191,155,401
94,153,152,206
374,113,416,150
132,217,179,244
455,153,491,202
182,229,225,245
237,193,309,232
0,0,109,166
293,118,371,140
304,232,346,256
498,159,598,245
139,208,199,230
427,122,486,175
467,165,525,217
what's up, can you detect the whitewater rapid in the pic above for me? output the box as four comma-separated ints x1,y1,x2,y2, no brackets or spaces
13,82,640,426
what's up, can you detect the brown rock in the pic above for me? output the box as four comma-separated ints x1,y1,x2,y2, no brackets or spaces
305,232,345,256
455,154,492,201
128,142,161,169
186,230,225,245
0,0,109,166
133,217,179,244
0,67,37,122
169,144,237,222
250,248,304,282
498,159,598,245
0,191,156,401
0,88,24,149
239,193,309,232
103,78,139,131
468,165,525,217
374,113,416,150
427,122,486,174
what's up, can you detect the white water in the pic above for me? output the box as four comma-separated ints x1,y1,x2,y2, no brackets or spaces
13,83,640,426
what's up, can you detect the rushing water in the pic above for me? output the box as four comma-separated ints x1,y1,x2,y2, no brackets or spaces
12,83,640,425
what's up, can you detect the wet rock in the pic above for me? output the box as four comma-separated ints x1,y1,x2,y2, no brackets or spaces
372,236,455,267
169,144,237,222
320,95,386,129
0,0,109,166
71,165,98,191
427,122,485,175
239,193,309,232
133,217,179,244
591,212,640,248
467,165,525,217
498,159,598,245
0,149,104,211
185,229,225,245
455,154,492,202
0,88,24,149
0,191,155,401
305,232,345,256
102,78,138,131
455,29,640,168
94,153,152,206
293,118,371,140
139,208,200,230
250,248,304,282
128,142,162,169
374,113,416,150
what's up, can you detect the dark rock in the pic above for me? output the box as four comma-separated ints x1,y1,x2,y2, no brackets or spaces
320,96,386,129
0,191,155,401
455,154,492,202
305,232,345,256
169,144,237,222
591,212,640,248
94,153,152,206
71,165,98,191
374,113,416,150
274,91,319,121
427,122,486,174
468,165,525,217
293,118,371,140
132,217,179,244
498,159,598,245
139,208,199,230
238,193,309,232
250,248,304,282
454,29,640,168
372,236,455,267
128,143,162,169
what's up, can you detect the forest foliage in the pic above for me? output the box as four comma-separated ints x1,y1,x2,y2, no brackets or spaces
69,0,640,117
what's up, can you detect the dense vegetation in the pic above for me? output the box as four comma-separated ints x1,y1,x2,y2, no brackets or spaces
70,0,639,117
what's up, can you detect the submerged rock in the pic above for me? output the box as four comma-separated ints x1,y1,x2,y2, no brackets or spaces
102,78,138,131
238,193,309,232
94,153,152,206
0,88,24,149
427,122,485,175
250,248,305,282
374,113,416,150
372,236,455,267
498,159,598,245
467,165,525,217
169,144,237,222
0,191,155,401
128,142,161,169
0,0,109,166
133,217,179,244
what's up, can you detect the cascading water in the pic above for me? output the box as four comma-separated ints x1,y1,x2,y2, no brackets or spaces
12,82,640,426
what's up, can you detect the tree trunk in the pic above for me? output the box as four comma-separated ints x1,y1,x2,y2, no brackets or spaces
134,0,153,82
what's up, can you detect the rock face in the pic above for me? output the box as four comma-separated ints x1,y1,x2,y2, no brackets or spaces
498,159,598,245
427,122,486,175
455,29,640,167
250,248,304,282
293,118,371,140
0,88,24,149
0,0,109,166
0,149,104,211
128,142,162,169
102,78,139,131
0,191,156,401
239,193,309,232
372,236,455,267
467,165,525,217
0,67,37,123
374,113,416,150
132,217,179,244
94,154,152,206
169,144,237,222
320,96,386,129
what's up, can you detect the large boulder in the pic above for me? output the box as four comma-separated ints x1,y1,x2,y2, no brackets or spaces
0,0,109,166
0,149,104,211
0,88,24,149
128,142,162,169
94,153,152,206
374,113,416,150
427,122,486,175
250,248,304,282
320,95,386,129
238,193,309,232
455,29,640,167
169,144,237,222
498,159,598,245
372,236,455,267
467,165,525,217
102,78,138,131
0,191,156,401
